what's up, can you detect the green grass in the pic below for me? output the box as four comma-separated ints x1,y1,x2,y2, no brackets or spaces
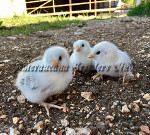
0,15,82,36
122,0,134,6
127,1,150,16
0,14,113,37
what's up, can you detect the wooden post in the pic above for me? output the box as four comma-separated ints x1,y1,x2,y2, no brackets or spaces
89,0,91,11
109,0,111,14
52,0,55,13
94,0,97,16
69,0,72,18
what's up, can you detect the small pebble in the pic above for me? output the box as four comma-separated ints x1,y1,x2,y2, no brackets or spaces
106,115,115,122
0,115,7,119
128,103,140,112
101,107,106,111
17,94,25,104
9,127,20,135
18,124,24,130
143,93,150,101
13,117,19,124
76,127,91,135
33,121,44,133
61,119,69,127
121,105,130,113
81,92,93,101
66,128,76,135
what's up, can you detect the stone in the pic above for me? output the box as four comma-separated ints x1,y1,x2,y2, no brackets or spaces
120,17,133,22
7,36,17,40
18,124,24,130
134,99,142,103
60,119,69,127
66,128,76,135
106,115,115,122
1,59,10,63
121,105,130,113
143,93,150,101
62,103,69,112
0,115,7,119
57,130,64,135
7,96,15,102
128,103,140,112
33,121,44,133
45,119,50,124
30,133,38,135
140,125,150,134
59,43,65,46
9,127,20,135
81,92,93,101
36,31,53,37
13,117,19,124
51,132,56,135
74,29,85,36
76,127,91,135
74,32,83,36
17,94,25,104
101,107,106,111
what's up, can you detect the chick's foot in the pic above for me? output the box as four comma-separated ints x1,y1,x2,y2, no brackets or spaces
122,74,134,84
92,73,103,80
40,102,63,116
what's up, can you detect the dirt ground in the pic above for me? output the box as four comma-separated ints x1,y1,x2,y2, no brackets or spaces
0,16,150,135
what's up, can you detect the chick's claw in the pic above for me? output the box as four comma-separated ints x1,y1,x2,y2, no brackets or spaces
92,73,103,81
73,69,78,76
122,74,134,84
40,102,63,116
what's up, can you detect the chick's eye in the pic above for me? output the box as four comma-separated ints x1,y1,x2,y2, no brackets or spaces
59,56,62,61
96,51,100,55
82,44,84,47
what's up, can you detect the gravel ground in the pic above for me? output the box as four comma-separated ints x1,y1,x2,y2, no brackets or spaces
0,16,150,135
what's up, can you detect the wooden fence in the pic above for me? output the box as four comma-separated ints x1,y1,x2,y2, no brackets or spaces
26,0,129,16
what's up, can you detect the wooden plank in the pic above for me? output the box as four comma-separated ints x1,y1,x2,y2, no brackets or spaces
28,0,52,14
109,0,111,13
94,0,97,16
26,0,48,4
52,0,55,13
69,0,72,17
28,8,117,16
89,0,92,11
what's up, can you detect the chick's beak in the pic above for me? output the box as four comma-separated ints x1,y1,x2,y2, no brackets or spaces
88,53,95,58
76,46,81,52
50,58,59,68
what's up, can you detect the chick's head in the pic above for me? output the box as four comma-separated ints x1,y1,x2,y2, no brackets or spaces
43,46,70,68
73,40,91,55
88,41,119,64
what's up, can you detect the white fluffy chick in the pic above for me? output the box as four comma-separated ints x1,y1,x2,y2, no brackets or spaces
70,40,93,75
16,46,73,116
88,41,133,83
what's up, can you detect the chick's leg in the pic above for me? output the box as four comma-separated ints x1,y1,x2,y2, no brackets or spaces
40,102,63,116
92,73,103,80
73,69,78,76
123,74,134,84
